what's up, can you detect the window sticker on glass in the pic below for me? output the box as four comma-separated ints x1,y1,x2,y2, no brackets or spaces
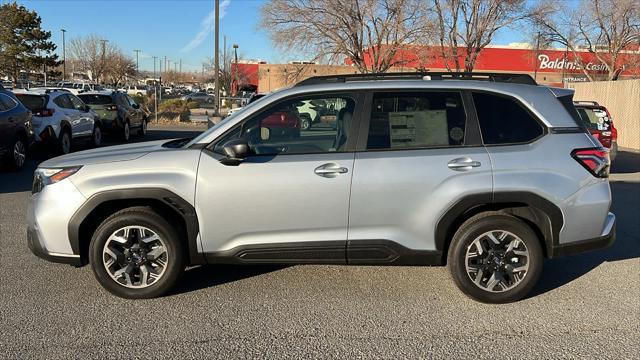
388,110,449,148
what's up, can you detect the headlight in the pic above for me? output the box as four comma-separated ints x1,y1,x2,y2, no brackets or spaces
32,166,82,193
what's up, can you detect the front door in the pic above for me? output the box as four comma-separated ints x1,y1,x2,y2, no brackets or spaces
195,93,361,263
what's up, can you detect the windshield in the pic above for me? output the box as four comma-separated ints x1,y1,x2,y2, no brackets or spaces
184,91,276,148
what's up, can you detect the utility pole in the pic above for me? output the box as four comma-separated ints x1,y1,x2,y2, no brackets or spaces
133,49,141,79
152,56,157,79
164,56,167,73
233,44,239,96
179,59,182,73
61,29,66,81
99,39,109,84
533,32,540,82
214,0,220,115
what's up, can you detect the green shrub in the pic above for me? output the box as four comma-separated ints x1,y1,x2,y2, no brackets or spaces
131,94,145,105
186,101,200,109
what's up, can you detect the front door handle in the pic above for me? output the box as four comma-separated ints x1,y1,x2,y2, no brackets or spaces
448,157,481,171
314,163,348,178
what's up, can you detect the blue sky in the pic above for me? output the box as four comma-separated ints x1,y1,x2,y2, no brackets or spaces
17,0,532,72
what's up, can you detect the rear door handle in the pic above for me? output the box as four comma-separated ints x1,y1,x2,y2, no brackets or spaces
314,163,348,178
448,157,481,171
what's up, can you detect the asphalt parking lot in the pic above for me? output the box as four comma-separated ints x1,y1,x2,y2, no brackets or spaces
1,126,638,359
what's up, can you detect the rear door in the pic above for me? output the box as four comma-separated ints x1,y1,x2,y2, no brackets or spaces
53,94,82,137
347,90,492,262
68,94,94,136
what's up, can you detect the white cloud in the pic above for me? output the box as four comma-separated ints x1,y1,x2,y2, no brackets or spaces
181,0,230,53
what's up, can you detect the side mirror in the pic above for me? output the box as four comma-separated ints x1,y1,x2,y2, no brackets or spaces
220,138,249,166
132,103,140,109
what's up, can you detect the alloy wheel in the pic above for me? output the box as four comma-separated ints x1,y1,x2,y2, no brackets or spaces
102,226,169,289
124,122,130,141
13,140,26,168
464,230,530,293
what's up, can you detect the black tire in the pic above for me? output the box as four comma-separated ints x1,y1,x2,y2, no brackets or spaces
59,128,72,154
447,212,543,303
300,115,311,131
5,135,27,171
92,124,102,147
122,120,131,142
89,207,185,299
138,119,147,136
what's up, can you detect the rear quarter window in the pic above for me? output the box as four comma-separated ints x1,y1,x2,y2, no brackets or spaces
472,92,544,145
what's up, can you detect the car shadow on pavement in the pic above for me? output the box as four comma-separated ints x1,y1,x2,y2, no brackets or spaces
171,264,289,295
531,179,640,297
611,150,640,174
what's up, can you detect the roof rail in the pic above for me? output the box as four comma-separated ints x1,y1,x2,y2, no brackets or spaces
294,72,538,87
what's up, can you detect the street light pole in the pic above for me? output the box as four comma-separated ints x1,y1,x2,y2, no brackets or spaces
61,29,66,82
214,0,220,115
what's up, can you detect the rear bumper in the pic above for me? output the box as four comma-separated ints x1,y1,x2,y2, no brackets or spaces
550,212,616,257
27,226,82,266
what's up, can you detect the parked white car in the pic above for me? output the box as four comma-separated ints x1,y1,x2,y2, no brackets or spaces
57,82,104,95
121,85,150,96
13,89,101,154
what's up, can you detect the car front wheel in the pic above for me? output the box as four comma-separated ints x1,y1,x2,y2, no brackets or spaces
122,121,130,142
447,212,543,303
92,124,102,147
138,119,147,136
89,207,185,299
6,136,27,170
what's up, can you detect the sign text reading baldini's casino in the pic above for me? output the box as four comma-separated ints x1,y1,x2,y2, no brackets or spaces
538,54,609,72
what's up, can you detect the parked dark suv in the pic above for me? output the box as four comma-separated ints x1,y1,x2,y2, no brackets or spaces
78,91,148,141
0,85,32,170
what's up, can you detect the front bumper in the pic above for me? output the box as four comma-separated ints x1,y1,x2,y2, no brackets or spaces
27,226,82,266
550,212,616,257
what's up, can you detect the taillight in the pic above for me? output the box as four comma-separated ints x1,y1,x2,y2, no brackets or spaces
106,105,117,111
572,148,610,178
34,108,55,117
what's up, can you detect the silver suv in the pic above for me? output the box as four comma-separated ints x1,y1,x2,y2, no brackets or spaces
27,73,615,303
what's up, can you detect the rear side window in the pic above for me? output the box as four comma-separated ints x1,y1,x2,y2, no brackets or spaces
78,95,113,105
366,92,467,150
15,94,47,111
473,93,543,145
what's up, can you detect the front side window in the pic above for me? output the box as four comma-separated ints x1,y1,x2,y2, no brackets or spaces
53,94,74,109
366,92,467,150
68,95,86,110
473,93,543,145
214,95,356,156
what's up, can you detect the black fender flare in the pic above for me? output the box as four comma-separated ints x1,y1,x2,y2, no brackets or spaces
68,188,203,265
434,192,563,258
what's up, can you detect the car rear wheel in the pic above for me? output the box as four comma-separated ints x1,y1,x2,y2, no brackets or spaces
447,212,543,303
6,136,27,170
89,207,185,299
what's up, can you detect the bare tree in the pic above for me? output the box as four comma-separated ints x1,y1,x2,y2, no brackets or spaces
261,0,430,73
67,34,116,82
432,0,530,72
104,52,136,86
531,0,640,81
